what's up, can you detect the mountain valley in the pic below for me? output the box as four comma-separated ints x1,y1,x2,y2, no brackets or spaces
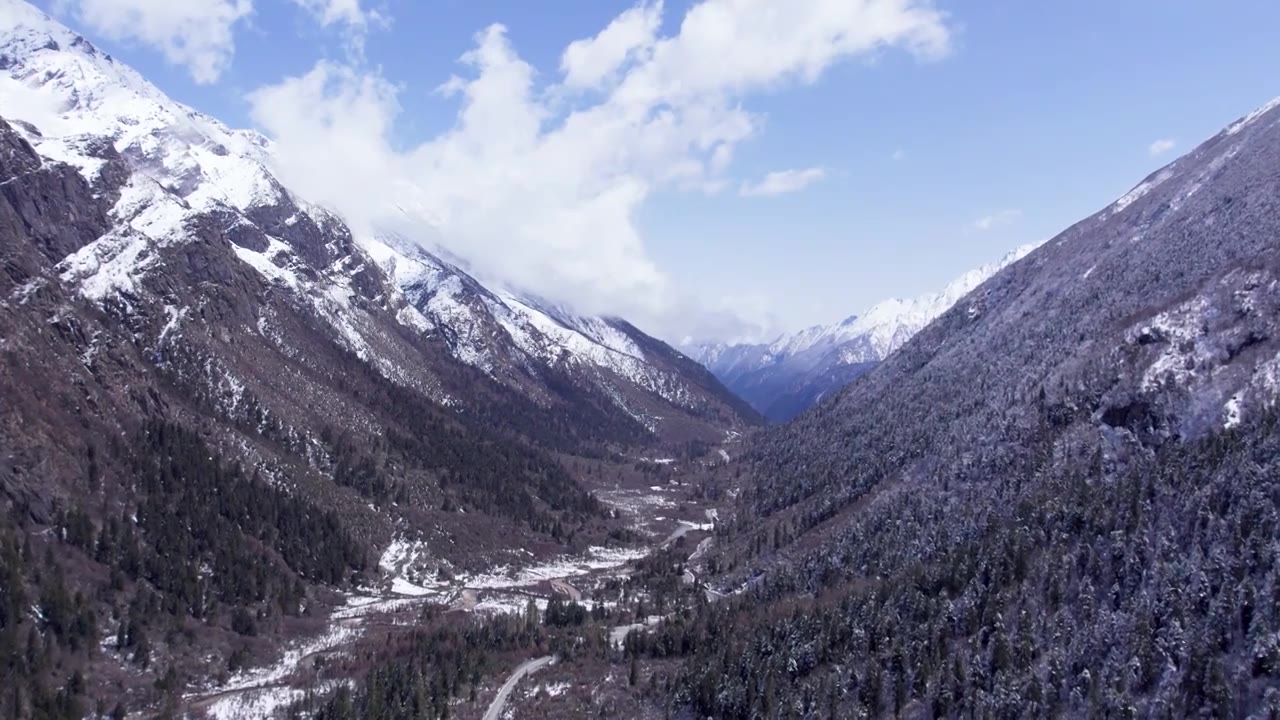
0,3,753,716
1,1,1279,718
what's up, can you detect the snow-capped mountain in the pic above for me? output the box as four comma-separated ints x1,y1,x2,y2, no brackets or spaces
0,0,754,441
1,2,758,710
687,244,1036,421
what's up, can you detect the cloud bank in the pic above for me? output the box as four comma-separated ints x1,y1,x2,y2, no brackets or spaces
55,0,383,82
246,0,951,337
55,0,252,83
291,0,377,30
58,0,950,337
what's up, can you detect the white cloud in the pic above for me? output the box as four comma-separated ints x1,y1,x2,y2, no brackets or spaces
740,167,826,197
972,208,1021,231
249,0,951,338
58,0,252,84
560,0,663,90
292,0,372,28
1148,138,1176,156
0,74,71,133
246,61,400,224
290,0,386,56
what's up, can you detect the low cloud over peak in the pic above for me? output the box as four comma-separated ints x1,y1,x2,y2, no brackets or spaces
247,0,951,338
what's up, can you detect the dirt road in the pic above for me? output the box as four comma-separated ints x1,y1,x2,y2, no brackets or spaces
482,655,556,720
548,579,581,601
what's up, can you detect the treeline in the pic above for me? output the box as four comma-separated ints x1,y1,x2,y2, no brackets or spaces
0,516,98,720
327,329,650,456
161,312,614,538
235,335,609,533
132,421,368,610
0,421,372,718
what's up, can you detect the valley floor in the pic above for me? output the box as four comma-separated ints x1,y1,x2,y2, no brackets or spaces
182,456,728,720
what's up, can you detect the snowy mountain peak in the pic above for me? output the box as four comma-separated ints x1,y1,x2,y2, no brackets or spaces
764,243,1037,361
0,0,280,213
687,243,1038,421
0,0,753,436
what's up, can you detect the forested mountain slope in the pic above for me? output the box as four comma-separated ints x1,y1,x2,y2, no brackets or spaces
0,2,754,714
636,97,1280,717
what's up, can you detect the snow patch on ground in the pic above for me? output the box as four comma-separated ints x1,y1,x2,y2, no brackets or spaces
1111,169,1175,215
384,536,435,574
233,239,302,291
205,681,347,720
1136,295,1212,391
599,487,679,515
1223,393,1244,429
58,229,154,304
1226,96,1280,136
1255,353,1280,395
204,623,358,698
30,135,105,181
609,615,666,649
158,304,187,343
9,277,46,305
366,537,457,600
458,546,648,591
395,303,435,335
537,681,571,698
474,595,548,617
389,576,441,597
333,594,423,620
55,176,198,305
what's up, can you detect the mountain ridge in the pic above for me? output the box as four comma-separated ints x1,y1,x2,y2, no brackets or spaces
0,0,755,441
687,243,1036,421
647,90,1280,718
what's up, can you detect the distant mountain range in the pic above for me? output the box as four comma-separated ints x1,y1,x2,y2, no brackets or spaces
685,243,1036,421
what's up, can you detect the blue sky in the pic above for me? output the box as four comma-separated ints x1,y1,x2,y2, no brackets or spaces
31,0,1280,340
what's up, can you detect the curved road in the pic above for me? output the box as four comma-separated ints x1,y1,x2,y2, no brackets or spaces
548,579,582,602
660,520,704,547
482,655,556,720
